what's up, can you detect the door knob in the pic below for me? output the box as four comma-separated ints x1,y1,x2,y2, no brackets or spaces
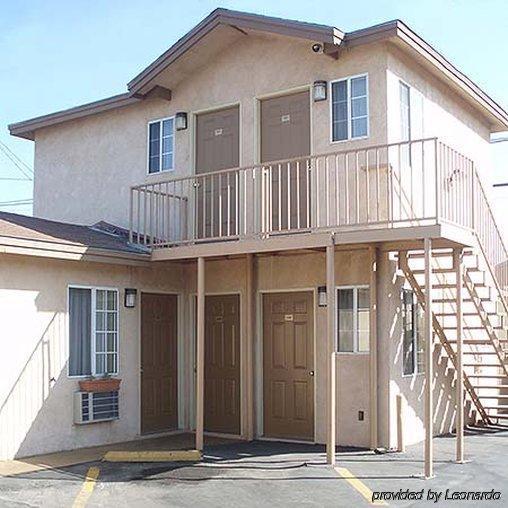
309,370,315,376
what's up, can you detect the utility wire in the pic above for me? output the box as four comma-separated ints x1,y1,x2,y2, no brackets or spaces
0,140,34,181
0,199,33,205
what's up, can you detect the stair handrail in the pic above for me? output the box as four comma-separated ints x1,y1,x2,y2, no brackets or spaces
470,163,508,319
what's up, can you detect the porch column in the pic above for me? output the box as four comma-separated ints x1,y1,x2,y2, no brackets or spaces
245,253,255,440
424,238,433,478
196,257,205,451
369,246,378,450
326,243,336,465
454,248,464,463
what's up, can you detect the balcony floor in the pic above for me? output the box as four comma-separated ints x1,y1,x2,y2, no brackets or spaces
151,221,474,261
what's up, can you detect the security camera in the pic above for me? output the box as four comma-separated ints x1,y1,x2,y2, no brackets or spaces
312,43,323,54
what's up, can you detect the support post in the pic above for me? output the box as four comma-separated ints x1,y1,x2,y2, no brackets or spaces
396,394,405,453
326,243,336,465
245,253,255,441
369,246,378,450
196,257,205,451
454,248,464,463
424,238,433,478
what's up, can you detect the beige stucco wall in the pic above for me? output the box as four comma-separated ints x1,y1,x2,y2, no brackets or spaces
185,248,373,448
33,34,388,229
0,253,185,460
376,250,463,449
386,45,492,175
0,245,467,459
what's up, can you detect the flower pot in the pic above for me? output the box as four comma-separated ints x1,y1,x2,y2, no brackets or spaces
79,378,121,393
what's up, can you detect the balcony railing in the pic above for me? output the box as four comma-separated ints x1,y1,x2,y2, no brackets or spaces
129,137,508,290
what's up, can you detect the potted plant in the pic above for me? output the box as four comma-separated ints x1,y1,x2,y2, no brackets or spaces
79,374,121,393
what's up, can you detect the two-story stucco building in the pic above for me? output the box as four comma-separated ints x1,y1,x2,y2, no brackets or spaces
3,9,508,478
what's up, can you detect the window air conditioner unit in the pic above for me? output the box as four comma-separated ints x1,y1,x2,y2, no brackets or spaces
74,391,119,424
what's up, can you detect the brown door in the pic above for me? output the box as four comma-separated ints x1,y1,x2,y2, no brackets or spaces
204,294,241,434
260,91,311,231
263,291,314,440
141,293,178,434
195,106,240,239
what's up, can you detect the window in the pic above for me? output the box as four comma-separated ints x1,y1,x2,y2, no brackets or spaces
148,117,174,173
400,82,411,142
331,75,368,141
69,287,119,376
402,289,424,375
337,286,370,352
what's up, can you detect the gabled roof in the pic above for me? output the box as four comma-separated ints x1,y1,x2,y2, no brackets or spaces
8,8,508,140
127,8,344,94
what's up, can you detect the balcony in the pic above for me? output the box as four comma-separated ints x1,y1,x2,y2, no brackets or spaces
129,137,508,290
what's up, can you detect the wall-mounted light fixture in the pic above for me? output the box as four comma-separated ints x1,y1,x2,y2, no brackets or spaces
124,288,137,308
313,80,327,102
175,112,188,131
317,286,327,307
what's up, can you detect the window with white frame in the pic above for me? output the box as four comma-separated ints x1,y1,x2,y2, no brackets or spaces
337,286,370,352
331,75,368,141
402,288,424,375
69,287,119,376
148,117,174,173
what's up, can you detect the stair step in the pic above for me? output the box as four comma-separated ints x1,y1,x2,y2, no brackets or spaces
407,250,475,259
442,326,504,331
421,282,487,289
479,394,508,399
463,351,499,355
433,297,491,303
468,375,507,379
475,385,508,389
412,267,480,275
435,311,497,317
464,363,502,367
487,414,508,419
484,406,508,410
447,340,492,345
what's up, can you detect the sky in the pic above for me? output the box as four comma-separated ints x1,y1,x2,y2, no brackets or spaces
1,0,507,227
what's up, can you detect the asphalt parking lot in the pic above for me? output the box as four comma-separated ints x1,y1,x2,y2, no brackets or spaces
0,427,507,507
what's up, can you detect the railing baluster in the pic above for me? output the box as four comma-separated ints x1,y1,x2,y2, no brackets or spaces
375,149,380,222
296,161,301,230
287,162,291,231
345,153,350,224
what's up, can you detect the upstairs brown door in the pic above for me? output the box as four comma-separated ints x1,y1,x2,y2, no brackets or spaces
195,106,240,239
260,91,311,232
204,294,241,434
141,293,178,434
263,291,314,440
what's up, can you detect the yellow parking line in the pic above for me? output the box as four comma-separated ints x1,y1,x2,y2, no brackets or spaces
335,467,387,506
72,466,100,508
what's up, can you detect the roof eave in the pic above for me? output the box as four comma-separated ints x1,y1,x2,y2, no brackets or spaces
127,7,342,94
8,93,142,141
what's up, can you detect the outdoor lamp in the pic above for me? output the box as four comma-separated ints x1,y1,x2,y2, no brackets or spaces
175,112,188,131
124,288,137,308
313,81,327,102
317,286,327,307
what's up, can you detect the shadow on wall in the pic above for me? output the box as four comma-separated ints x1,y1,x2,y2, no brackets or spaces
0,311,70,459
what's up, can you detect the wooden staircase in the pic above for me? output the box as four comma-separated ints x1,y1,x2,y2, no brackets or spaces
399,247,508,426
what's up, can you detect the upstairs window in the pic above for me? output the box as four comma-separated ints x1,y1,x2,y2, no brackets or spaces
402,288,424,375
69,287,119,377
148,117,174,173
337,286,370,352
331,75,368,142
400,82,411,142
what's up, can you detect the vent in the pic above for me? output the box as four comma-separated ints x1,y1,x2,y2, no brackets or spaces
74,391,119,424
